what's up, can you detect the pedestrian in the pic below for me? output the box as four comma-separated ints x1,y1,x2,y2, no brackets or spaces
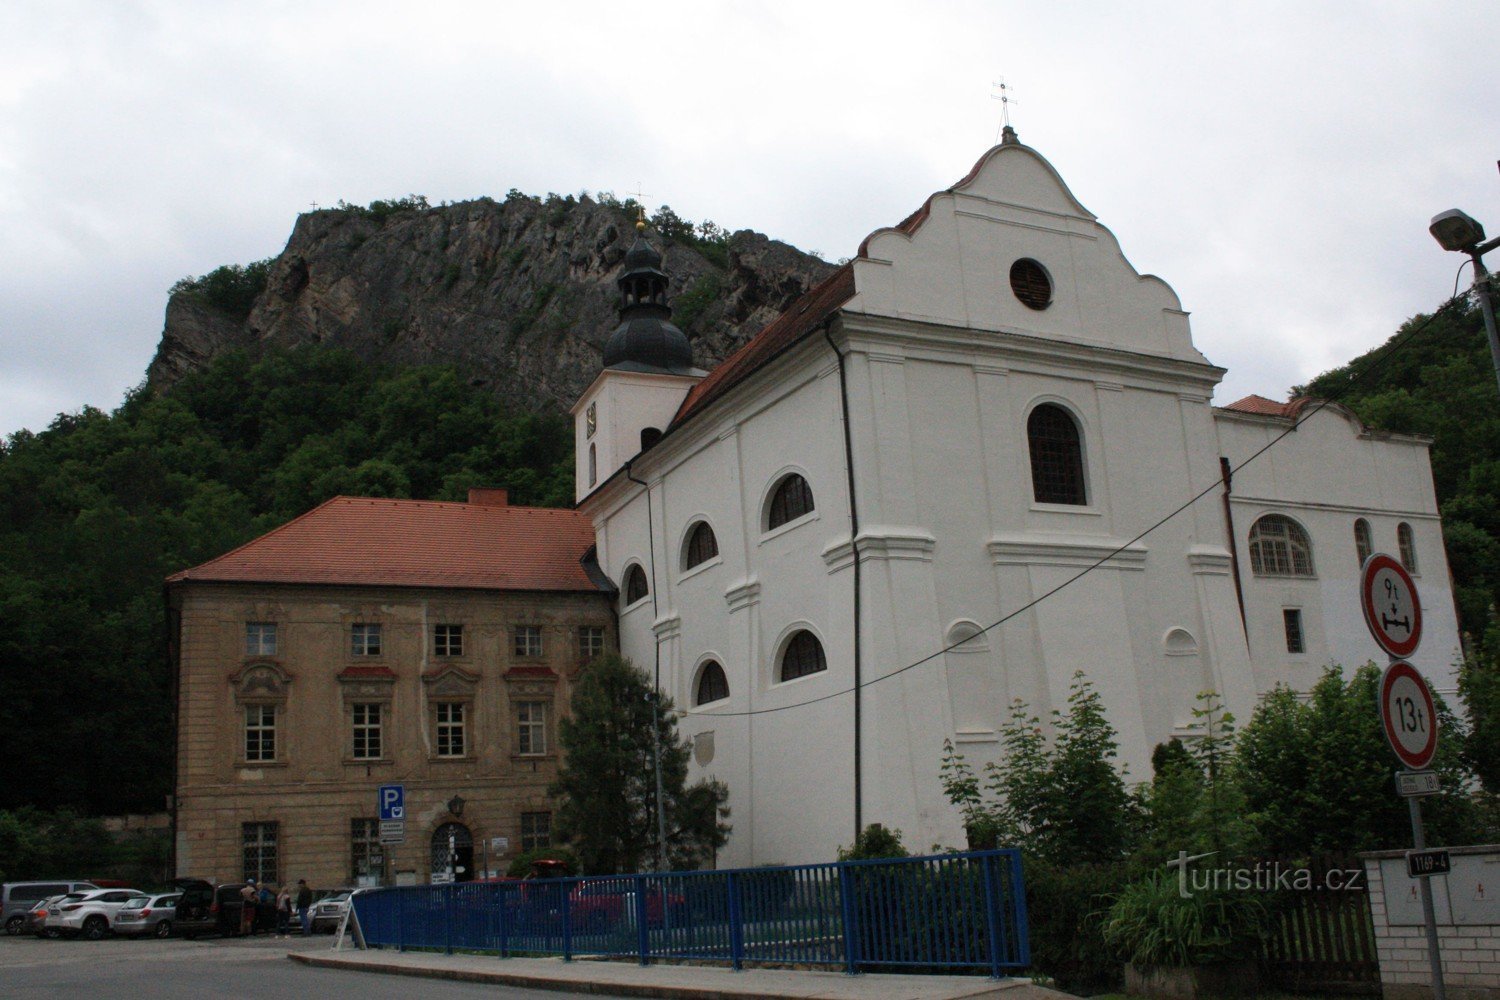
275,884,292,937
239,880,258,936
296,879,313,936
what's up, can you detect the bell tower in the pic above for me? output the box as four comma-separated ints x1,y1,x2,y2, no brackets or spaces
571,216,706,502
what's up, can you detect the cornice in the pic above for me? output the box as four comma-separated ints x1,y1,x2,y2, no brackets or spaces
987,533,1148,570
822,527,937,573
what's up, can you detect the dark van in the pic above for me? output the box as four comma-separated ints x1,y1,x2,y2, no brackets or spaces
171,879,251,938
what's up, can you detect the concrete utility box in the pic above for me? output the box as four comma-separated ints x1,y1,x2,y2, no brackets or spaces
1362,845,1500,1000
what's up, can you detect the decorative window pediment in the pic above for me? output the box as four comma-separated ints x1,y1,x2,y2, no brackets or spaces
422,664,479,701
230,663,293,703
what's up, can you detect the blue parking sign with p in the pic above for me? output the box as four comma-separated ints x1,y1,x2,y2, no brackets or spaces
378,784,404,821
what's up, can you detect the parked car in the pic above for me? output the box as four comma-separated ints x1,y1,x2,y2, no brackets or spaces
310,890,353,933
24,895,69,938
44,888,142,940
568,878,685,931
112,892,183,939
2,881,99,935
170,879,249,938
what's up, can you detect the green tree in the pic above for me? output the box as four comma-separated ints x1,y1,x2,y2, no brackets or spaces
550,654,729,874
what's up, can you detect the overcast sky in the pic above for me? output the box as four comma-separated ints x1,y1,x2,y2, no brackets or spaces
1,1,1495,438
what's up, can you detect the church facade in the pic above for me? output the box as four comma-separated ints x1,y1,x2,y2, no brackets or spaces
571,131,1461,867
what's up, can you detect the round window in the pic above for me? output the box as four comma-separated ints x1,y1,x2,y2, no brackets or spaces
1010,258,1052,310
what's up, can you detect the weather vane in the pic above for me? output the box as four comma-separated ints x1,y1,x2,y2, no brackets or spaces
991,77,1019,142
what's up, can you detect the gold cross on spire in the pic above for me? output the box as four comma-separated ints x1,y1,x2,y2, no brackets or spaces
627,182,652,231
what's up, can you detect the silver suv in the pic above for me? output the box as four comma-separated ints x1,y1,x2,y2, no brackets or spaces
2,881,98,935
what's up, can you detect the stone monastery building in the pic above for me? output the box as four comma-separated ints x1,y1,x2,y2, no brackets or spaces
172,130,1460,881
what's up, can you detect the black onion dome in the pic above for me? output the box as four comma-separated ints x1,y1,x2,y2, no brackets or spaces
602,232,696,374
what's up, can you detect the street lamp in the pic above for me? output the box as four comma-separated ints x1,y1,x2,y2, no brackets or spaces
446,794,465,817
1429,208,1500,394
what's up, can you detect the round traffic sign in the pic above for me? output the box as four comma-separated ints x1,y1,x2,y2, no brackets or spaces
1360,554,1422,658
1380,660,1438,770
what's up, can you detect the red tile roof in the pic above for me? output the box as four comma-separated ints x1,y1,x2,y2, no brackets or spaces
1220,394,1314,419
167,496,603,592
673,264,856,426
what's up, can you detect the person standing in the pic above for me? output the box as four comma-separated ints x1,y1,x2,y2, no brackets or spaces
239,880,257,936
295,879,313,936
275,884,292,937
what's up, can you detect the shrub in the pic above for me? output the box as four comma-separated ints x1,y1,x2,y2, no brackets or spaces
1101,869,1270,969
170,258,274,319
837,824,908,861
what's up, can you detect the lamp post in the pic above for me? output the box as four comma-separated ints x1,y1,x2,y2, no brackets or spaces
1429,208,1500,394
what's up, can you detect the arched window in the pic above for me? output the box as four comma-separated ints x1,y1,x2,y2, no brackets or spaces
623,565,649,605
1248,515,1315,577
684,522,719,570
695,661,729,705
1027,404,1086,505
1398,522,1418,573
1354,518,1372,567
588,444,597,487
779,630,827,682
767,474,815,529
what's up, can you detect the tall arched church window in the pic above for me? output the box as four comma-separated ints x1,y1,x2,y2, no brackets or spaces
1248,515,1315,577
623,565,649,606
695,661,729,706
588,444,597,487
684,522,719,570
1354,518,1372,567
779,630,827,682
768,474,815,529
1027,404,1086,505
1398,522,1418,573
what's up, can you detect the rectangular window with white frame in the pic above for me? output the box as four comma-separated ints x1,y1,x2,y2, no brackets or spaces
578,626,604,665
245,622,278,657
434,624,463,658
352,703,383,760
516,700,547,756
351,623,382,657
513,626,543,658
435,702,466,757
1283,608,1306,655
244,705,277,761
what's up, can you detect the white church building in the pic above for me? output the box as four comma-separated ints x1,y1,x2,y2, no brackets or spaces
570,129,1461,867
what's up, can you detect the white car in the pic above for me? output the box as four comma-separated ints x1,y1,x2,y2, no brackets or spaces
45,888,142,940
310,891,352,933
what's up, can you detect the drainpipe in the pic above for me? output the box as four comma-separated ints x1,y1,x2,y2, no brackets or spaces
823,324,864,841
1219,457,1249,641
625,459,670,873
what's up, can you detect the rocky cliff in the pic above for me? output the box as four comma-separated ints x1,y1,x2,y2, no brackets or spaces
147,193,837,414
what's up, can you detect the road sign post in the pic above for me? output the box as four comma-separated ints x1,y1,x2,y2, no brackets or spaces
1363,554,1445,1000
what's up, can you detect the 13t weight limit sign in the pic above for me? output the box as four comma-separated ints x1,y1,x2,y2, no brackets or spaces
1380,660,1438,771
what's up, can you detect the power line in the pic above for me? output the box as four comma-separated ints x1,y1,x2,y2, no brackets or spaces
681,293,1470,721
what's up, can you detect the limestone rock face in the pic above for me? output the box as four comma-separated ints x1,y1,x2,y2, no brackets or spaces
146,195,837,414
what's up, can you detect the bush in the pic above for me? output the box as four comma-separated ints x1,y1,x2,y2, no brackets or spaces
1026,858,1128,992
837,824,908,861
1101,869,1270,969
170,259,273,319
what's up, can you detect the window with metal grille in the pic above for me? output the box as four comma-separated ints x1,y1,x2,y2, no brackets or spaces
768,474,815,529
242,822,278,884
520,812,551,852
244,705,276,761
352,703,383,759
513,626,543,658
624,565,649,605
245,622,278,657
351,623,382,656
1027,404,1087,505
695,661,729,705
351,818,384,883
684,522,719,570
435,703,466,757
578,626,604,665
1398,522,1418,573
434,624,463,658
1248,515,1315,577
1283,608,1305,654
1354,518,1373,567
779,631,827,682
516,701,546,756
1010,258,1053,310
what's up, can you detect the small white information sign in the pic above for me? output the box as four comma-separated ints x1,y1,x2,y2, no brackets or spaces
1395,770,1441,797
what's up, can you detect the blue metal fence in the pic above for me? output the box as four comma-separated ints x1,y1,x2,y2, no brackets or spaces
349,849,1028,977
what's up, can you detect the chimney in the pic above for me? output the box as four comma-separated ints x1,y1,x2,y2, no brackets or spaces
467,487,509,507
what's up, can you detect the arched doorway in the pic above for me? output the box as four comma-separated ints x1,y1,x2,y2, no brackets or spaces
430,822,474,882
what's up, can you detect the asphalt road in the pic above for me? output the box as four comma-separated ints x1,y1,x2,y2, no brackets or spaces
0,931,610,999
